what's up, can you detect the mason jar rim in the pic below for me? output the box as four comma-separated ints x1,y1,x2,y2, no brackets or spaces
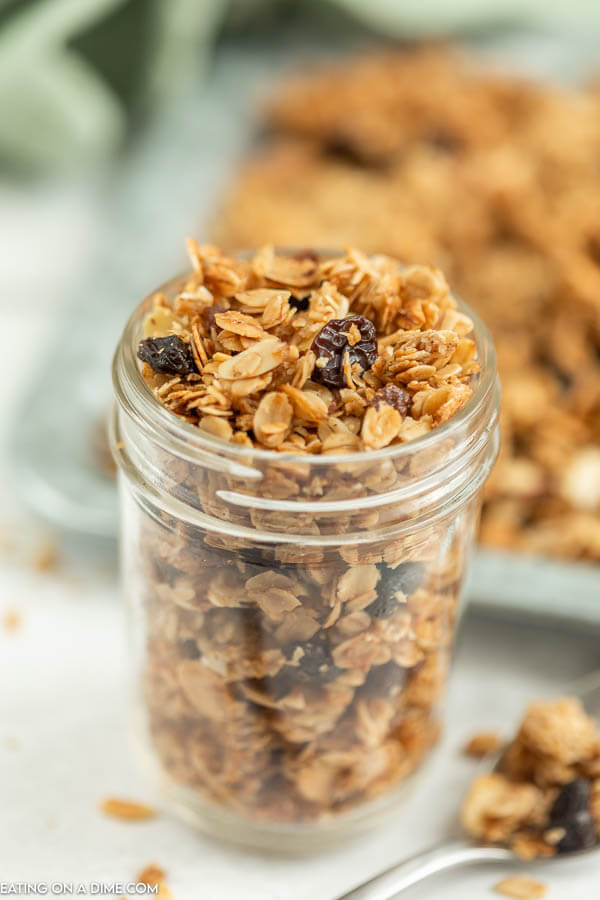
113,262,498,469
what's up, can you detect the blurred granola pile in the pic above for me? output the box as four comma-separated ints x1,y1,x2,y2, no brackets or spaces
462,697,600,859
213,47,600,561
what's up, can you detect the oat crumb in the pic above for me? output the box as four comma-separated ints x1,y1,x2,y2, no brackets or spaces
463,731,504,759
2,609,21,632
136,865,172,899
101,797,156,821
494,876,547,899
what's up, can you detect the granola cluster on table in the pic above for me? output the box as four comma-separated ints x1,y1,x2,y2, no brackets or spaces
213,47,600,561
462,698,600,859
130,244,482,824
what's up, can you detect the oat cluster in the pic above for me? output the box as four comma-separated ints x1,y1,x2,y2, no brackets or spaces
462,698,600,859
213,47,600,560
137,243,478,454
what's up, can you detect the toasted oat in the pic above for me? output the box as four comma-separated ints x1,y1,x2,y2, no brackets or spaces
2,609,21,632
101,797,156,821
361,404,403,449
253,391,294,447
463,731,504,759
136,865,172,899
461,774,543,843
494,876,547,899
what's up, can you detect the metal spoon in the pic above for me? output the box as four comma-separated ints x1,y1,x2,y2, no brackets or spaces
336,672,600,900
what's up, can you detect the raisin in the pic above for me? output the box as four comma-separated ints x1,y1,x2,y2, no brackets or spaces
555,810,597,853
265,637,341,698
370,384,411,417
377,561,424,599
359,661,407,697
180,639,200,660
311,315,377,388
324,134,386,169
281,635,341,683
137,335,197,375
289,295,310,311
365,592,398,619
297,636,341,682
550,778,591,823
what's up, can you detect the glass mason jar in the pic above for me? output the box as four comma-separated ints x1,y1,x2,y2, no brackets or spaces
111,265,500,852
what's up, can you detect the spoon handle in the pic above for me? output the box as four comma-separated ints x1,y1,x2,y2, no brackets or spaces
335,840,514,899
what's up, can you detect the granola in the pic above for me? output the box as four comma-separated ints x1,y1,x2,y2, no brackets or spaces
463,731,504,759
137,244,477,452
119,243,494,827
213,46,600,562
100,797,156,821
494,876,547,900
461,698,600,858
136,865,172,900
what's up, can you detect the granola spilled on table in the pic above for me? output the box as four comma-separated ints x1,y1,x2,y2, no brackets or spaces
494,876,547,900
122,242,494,829
462,698,600,859
137,243,478,452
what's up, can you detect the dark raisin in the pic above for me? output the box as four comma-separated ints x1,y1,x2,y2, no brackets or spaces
153,560,181,586
425,130,462,154
377,561,424,598
280,635,341,684
587,234,600,266
365,592,399,619
262,669,295,699
298,636,341,682
370,384,411,417
358,661,407,697
180,639,200,659
289,295,310,311
311,315,377,388
555,810,597,853
550,778,591,824
265,638,341,697
324,134,386,169
137,335,197,375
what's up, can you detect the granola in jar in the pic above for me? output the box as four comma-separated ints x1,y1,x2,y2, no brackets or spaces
111,243,499,847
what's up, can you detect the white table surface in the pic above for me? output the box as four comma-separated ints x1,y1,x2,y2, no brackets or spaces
1,180,599,900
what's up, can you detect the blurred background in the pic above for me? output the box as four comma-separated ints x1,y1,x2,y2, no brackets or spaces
2,0,600,616
1,0,600,892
